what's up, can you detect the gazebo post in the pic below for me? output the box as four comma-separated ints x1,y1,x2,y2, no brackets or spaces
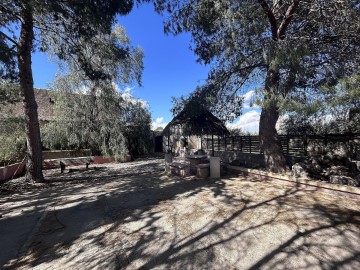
212,134,214,156
168,128,170,152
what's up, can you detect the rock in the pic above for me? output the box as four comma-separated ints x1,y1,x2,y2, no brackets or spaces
326,142,350,162
291,163,308,178
346,160,360,174
347,178,359,187
353,161,360,171
309,160,322,173
307,141,325,157
329,175,355,186
351,174,360,187
320,156,332,166
324,165,349,177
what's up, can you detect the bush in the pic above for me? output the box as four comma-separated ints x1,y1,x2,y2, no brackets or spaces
0,117,26,164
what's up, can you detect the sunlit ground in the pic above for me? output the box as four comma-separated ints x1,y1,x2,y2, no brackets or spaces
1,158,359,269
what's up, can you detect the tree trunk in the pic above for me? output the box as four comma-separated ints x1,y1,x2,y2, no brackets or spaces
259,69,288,173
17,4,44,182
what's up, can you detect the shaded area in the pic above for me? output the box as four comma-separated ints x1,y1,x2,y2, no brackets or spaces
0,158,359,269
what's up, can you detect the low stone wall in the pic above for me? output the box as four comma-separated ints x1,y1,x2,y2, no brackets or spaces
212,150,305,168
42,149,92,160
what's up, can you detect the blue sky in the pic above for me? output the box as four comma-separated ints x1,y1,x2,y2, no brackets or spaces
31,3,261,133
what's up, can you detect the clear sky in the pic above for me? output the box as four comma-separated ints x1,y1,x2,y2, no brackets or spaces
31,3,261,133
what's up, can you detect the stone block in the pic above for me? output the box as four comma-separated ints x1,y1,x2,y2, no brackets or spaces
329,175,354,186
196,163,210,178
291,163,308,178
210,157,220,178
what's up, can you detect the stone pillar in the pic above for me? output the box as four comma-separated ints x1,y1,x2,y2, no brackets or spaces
210,157,220,178
165,153,173,173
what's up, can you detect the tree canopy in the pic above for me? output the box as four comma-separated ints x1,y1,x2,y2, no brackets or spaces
146,0,360,171
281,70,360,134
0,0,137,182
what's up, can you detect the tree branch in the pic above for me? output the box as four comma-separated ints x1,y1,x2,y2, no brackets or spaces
258,0,278,40
0,3,21,21
0,30,18,46
277,0,300,39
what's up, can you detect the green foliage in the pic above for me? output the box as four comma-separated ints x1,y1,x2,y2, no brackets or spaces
42,86,153,159
42,86,126,159
39,18,146,159
0,83,20,105
41,22,149,159
146,0,360,119
281,71,360,134
0,117,26,163
1,0,138,181
121,98,153,156
1,0,136,81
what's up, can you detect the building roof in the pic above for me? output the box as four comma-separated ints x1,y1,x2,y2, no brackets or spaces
162,100,229,136
2,88,56,121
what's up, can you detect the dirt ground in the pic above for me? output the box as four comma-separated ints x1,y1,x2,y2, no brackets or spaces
0,157,359,269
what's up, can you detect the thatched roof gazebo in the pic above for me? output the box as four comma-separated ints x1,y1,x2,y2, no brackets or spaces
162,100,229,155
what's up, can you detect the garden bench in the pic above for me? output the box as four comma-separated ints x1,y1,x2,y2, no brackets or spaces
59,157,94,173
169,162,190,177
44,157,94,173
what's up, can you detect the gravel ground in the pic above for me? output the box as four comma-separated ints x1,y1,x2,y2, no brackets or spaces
1,157,359,269
0,156,164,195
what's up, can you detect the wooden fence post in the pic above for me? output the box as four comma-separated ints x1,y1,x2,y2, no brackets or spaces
249,135,252,154
287,134,290,155
324,134,328,146
167,129,170,152
212,134,214,156
303,134,308,156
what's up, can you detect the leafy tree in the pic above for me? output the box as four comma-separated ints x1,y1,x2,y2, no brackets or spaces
282,71,360,134
120,96,153,156
42,86,152,159
0,84,24,164
0,0,134,182
0,83,20,105
0,116,26,164
42,24,144,160
42,85,130,160
146,0,360,172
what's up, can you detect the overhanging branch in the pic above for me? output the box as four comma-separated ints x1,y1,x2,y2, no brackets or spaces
278,0,300,39
258,0,278,40
0,30,18,46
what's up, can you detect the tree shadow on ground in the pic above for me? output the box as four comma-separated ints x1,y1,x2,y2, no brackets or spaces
1,163,359,269
2,163,237,268
126,186,360,270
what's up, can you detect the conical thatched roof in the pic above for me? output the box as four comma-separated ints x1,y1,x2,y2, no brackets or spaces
162,101,229,136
